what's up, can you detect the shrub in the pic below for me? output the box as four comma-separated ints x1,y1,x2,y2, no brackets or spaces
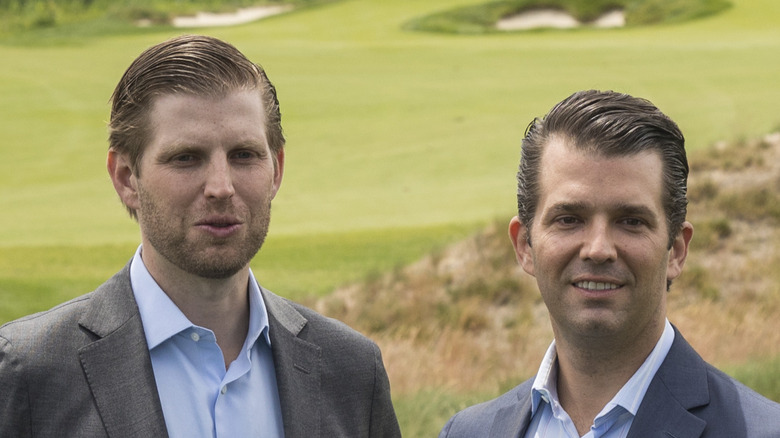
689,217,731,251
676,264,720,301
626,0,731,25
727,356,780,401
403,0,731,34
718,187,780,223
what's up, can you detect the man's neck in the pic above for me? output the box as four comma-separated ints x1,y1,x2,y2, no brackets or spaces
142,251,251,369
552,323,665,436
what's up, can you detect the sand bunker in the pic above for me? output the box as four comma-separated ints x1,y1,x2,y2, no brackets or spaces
496,8,625,31
171,5,293,28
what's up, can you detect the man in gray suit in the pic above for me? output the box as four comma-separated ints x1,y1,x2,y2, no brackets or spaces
440,90,780,437
0,35,401,437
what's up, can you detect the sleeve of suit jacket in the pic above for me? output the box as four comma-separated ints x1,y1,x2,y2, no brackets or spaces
370,342,400,437
0,334,33,437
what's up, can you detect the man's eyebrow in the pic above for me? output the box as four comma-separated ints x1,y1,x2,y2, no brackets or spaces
234,139,269,150
157,139,267,154
156,143,199,156
544,202,658,218
613,203,658,218
546,202,589,215
157,140,203,152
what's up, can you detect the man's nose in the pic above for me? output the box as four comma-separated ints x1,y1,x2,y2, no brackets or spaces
204,156,235,199
580,221,617,264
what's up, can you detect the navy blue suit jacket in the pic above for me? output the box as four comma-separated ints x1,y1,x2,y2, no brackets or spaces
440,328,780,437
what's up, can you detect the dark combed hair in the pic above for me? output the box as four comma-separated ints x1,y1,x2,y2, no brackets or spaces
517,90,688,249
108,34,284,174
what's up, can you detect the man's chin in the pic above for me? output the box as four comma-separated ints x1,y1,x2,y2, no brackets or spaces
191,265,246,280
166,247,258,280
187,251,257,279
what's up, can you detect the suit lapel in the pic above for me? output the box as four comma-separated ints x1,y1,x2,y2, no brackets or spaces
627,328,708,438
490,389,533,438
262,288,322,437
78,266,168,438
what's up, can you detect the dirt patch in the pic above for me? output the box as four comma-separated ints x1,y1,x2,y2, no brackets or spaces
496,8,625,31
170,5,292,28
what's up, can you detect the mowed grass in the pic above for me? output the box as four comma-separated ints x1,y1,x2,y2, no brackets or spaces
2,0,780,249
0,222,478,323
2,0,780,434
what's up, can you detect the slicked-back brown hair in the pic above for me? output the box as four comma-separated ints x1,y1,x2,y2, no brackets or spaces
109,34,284,178
517,90,688,250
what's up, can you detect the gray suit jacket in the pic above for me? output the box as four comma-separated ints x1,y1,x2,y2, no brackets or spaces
0,263,401,437
439,328,780,438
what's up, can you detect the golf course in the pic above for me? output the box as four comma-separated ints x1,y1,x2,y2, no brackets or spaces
1,0,779,435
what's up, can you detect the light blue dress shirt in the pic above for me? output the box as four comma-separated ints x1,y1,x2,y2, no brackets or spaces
524,320,675,438
130,246,284,438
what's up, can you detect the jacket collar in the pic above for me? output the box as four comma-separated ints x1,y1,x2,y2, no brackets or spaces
492,386,534,437
261,287,322,437
75,264,326,437
626,327,708,438
504,328,709,438
77,264,169,437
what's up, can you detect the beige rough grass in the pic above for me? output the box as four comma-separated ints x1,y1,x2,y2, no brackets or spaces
317,132,780,396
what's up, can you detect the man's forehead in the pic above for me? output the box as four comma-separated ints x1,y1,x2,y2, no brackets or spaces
147,87,262,105
537,137,666,208
543,133,663,160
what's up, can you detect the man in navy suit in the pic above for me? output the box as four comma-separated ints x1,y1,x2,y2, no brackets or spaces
440,90,780,437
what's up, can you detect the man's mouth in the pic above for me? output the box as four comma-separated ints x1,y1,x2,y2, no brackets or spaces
574,281,621,291
195,216,242,236
197,215,241,227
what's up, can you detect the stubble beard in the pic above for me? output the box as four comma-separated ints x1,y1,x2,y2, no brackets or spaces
137,187,272,279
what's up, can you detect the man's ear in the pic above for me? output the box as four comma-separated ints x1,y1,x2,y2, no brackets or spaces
271,148,284,199
107,149,139,212
667,221,694,283
509,216,535,277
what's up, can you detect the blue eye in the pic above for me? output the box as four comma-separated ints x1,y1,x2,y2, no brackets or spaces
169,153,199,165
621,218,644,226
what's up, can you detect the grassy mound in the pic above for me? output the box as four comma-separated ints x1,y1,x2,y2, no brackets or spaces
404,0,732,34
317,130,780,434
1,1,779,433
0,0,330,40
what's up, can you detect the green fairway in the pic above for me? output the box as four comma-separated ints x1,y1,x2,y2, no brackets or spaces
2,0,780,435
0,0,777,313
2,0,779,252
2,0,779,311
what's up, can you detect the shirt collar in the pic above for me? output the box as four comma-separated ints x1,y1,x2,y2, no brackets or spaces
530,319,675,417
246,267,272,348
129,245,272,350
530,340,560,415
603,319,674,415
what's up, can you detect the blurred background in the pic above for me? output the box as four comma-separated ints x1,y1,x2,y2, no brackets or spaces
1,0,779,435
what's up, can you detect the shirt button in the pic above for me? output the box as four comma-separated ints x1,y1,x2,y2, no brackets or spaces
190,332,200,342
221,386,228,395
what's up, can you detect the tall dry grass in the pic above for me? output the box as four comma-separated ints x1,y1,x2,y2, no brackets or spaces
316,132,780,397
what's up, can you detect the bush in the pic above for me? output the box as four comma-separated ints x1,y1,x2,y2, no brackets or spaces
404,0,731,34
727,356,780,401
689,217,731,251
627,0,731,25
718,187,780,223
0,0,307,37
